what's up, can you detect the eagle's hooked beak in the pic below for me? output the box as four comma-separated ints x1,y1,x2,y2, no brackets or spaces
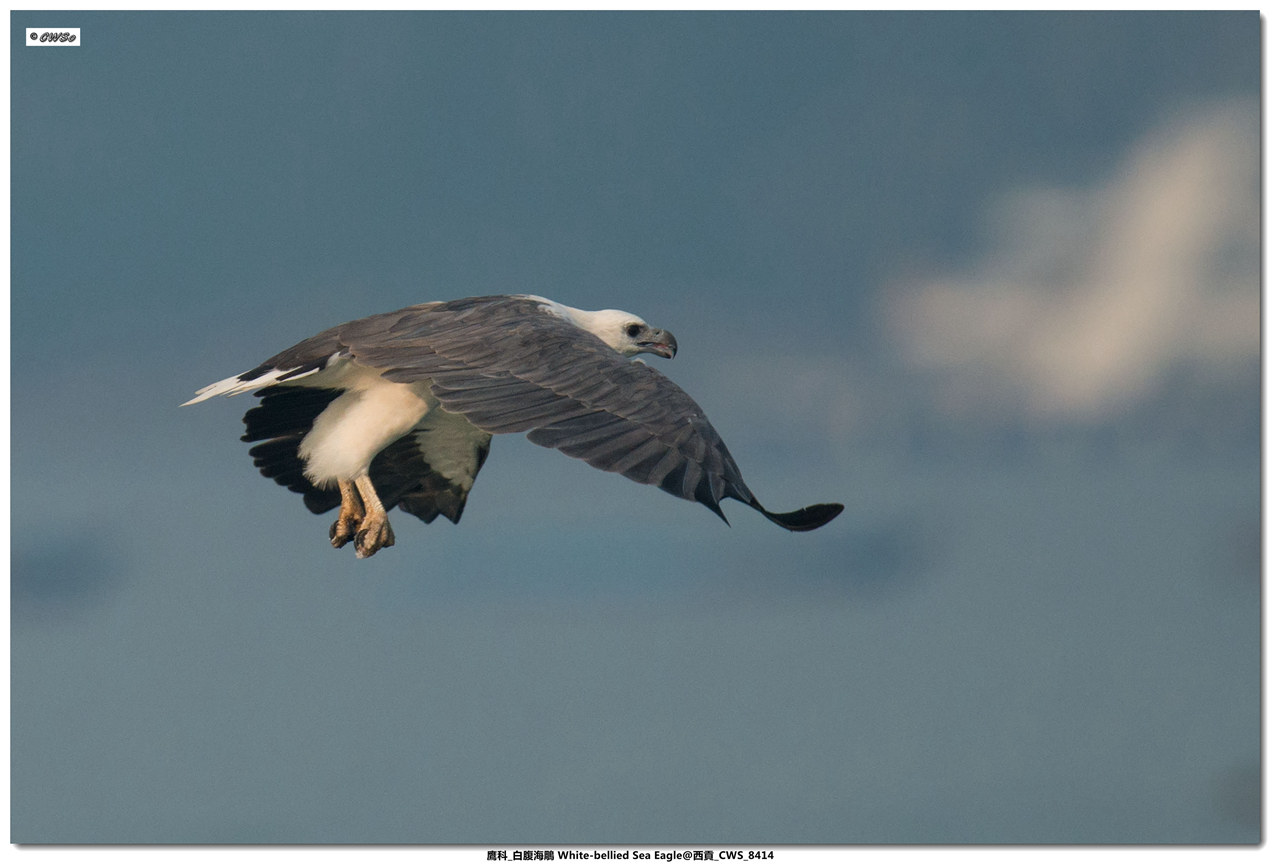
639,328,678,360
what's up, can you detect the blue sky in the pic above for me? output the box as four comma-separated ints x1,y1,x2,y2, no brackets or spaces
9,11,1260,844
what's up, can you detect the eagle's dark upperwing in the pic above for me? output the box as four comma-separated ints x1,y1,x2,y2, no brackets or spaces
332,296,842,531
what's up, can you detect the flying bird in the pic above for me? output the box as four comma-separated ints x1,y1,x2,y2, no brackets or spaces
184,295,843,558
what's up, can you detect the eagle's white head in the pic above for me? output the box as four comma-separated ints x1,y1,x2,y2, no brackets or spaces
533,298,678,359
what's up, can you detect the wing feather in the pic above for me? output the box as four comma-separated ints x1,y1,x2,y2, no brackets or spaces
332,295,761,520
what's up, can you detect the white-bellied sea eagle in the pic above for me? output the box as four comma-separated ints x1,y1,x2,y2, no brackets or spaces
184,295,844,558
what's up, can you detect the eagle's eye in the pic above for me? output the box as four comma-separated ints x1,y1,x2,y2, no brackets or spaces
625,323,643,338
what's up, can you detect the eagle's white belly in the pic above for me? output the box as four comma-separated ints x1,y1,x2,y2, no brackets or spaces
297,362,436,485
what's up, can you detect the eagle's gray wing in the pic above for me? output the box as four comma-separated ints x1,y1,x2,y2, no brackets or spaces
334,295,840,530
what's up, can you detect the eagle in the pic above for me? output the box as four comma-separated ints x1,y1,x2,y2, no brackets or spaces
184,295,843,558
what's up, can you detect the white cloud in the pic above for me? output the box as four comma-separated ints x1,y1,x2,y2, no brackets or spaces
887,101,1259,425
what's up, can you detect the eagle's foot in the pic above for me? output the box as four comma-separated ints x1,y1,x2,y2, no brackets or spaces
330,478,365,549
329,513,361,549
354,514,395,559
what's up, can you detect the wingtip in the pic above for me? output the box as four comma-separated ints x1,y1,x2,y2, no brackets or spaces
756,501,844,532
